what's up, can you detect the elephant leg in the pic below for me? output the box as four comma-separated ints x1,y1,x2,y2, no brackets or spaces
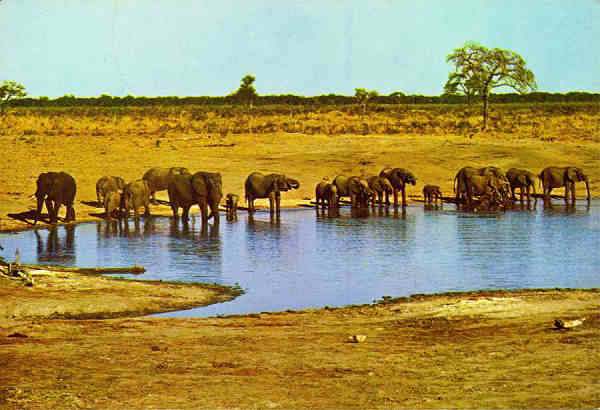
401,185,407,208
212,204,220,225
66,205,75,222
545,187,553,207
393,190,398,207
45,198,56,223
171,203,178,217
268,193,275,214
181,205,190,221
519,187,524,204
275,192,281,214
570,182,576,204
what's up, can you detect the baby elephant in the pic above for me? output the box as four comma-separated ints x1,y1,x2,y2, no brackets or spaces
422,185,442,205
225,193,239,221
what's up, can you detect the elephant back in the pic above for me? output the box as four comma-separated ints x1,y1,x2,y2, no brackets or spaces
143,167,190,192
333,175,350,197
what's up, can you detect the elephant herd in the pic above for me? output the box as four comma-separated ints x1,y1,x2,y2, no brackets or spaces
30,167,301,227
29,164,590,227
314,168,417,210
313,165,591,213
452,165,591,211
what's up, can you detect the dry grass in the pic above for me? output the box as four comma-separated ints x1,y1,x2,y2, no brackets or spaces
3,103,600,141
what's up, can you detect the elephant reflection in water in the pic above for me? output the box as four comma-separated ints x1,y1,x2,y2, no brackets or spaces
117,216,156,238
315,205,339,219
35,225,76,263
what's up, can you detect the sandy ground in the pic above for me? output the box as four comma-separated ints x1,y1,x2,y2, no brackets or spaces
1,128,600,408
1,283,599,408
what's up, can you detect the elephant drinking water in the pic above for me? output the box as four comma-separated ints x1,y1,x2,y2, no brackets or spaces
506,168,537,204
379,168,417,208
167,171,223,225
333,175,371,208
244,172,300,214
539,166,590,205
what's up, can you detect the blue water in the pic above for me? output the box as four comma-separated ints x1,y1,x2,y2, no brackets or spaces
1,201,598,317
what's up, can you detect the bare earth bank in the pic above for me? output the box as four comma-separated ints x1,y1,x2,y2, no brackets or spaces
1,275,599,409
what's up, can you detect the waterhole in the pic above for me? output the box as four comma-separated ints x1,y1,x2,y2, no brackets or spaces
1,201,598,317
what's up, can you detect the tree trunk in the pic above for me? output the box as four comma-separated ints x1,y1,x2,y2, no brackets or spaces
482,91,489,131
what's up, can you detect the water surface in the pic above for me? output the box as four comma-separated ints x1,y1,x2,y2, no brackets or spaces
1,201,598,317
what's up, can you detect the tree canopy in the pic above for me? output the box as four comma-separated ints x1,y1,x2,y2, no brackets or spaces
0,80,27,113
233,74,258,108
445,41,537,129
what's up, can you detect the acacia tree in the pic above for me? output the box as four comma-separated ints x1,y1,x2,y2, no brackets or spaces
445,41,537,130
0,80,27,114
354,88,379,113
234,74,258,108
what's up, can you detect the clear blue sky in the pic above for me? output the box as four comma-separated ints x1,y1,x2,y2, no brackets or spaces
1,0,599,97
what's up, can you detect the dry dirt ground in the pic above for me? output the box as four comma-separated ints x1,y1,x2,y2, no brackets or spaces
1,282,599,409
1,129,599,408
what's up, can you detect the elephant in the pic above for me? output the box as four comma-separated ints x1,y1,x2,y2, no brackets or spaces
367,175,393,207
96,176,125,204
333,175,371,208
422,185,442,205
33,171,77,225
315,180,338,209
463,174,509,210
539,166,590,205
104,190,122,219
167,171,223,225
142,167,190,203
191,171,223,225
454,166,508,206
506,168,537,204
225,193,239,221
379,168,417,207
244,172,300,214
122,179,151,219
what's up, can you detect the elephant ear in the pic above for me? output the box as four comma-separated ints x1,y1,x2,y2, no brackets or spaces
268,175,281,192
566,167,578,182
